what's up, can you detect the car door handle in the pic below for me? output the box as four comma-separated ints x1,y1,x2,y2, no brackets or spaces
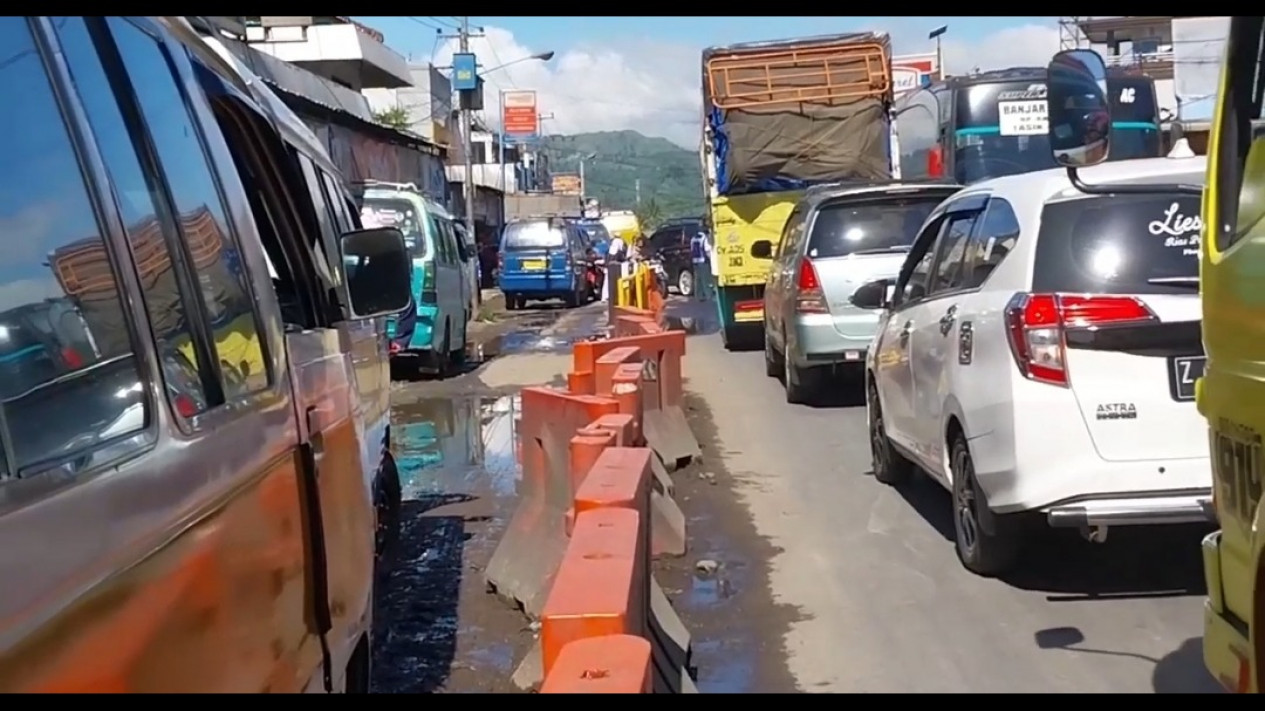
898,320,913,346
938,306,957,335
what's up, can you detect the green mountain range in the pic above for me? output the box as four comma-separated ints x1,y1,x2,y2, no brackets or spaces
537,130,705,225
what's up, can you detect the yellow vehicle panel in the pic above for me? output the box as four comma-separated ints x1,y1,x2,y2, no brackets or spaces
1200,20,1265,692
710,190,801,287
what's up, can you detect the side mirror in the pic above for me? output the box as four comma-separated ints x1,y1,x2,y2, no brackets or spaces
751,240,774,260
851,279,892,310
1046,49,1111,169
341,227,413,319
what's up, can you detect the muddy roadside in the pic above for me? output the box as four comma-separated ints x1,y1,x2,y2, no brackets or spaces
372,295,584,694
650,388,802,693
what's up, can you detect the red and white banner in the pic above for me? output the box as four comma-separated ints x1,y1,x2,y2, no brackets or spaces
502,90,539,140
892,52,938,97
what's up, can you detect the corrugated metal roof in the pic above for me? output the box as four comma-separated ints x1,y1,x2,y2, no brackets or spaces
212,34,442,155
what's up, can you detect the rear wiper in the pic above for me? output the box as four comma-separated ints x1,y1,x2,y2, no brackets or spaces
849,245,912,257
1146,276,1200,290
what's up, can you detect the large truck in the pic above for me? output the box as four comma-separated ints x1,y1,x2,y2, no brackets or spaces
700,32,895,349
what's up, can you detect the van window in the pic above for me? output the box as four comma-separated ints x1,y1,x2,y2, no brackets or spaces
1033,193,1202,295
808,196,945,259
363,197,425,257
503,221,566,250
0,17,149,478
963,198,1020,289
108,17,268,398
928,210,981,295
426,212,452,264
320,172,354,234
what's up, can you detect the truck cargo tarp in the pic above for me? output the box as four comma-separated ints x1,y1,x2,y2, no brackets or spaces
703,32,893,196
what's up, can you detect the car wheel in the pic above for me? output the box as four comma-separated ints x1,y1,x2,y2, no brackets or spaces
868,379,914,485
505,294,518,311
950,433,1021,576
374,452,402,567
783,338,819,405
763,324,780,377
677,268,694,297
563,287,580,308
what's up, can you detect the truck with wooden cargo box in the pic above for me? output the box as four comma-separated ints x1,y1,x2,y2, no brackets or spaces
699,32,895,348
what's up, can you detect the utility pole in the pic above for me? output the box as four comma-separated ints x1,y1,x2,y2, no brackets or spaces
579,159,586,200
635,178,641,206
459,17,476,245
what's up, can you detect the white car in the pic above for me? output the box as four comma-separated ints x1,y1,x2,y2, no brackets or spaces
859,156,1214,576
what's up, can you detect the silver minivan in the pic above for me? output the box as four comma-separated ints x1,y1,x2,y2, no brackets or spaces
755,182,962,404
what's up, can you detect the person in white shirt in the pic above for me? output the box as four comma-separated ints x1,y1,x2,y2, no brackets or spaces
602,234,628,302
607,235,628,261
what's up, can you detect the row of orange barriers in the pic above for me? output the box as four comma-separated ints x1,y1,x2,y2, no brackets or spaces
484,279,702,693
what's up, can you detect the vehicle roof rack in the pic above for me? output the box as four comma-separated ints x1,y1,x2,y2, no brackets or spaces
354,179,422,193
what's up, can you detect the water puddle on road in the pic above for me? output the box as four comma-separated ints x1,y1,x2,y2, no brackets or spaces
391,395,520,501
674,507,762,693
372,395,524,693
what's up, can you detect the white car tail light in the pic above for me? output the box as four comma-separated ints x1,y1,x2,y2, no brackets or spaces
1004,293,1157,387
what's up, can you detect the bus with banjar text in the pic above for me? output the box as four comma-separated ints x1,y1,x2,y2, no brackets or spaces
895,66,1162,184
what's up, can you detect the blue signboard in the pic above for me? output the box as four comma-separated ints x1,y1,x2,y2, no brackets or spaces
452,53,478,92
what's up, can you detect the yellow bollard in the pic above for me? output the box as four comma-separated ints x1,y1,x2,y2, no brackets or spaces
634,266,649,310
618,276,634,307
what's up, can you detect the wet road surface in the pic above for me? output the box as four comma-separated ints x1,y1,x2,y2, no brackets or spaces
372,299,609,692
675,298,1223,693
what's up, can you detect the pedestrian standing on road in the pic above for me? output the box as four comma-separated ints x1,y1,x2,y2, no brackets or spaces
603,233,629,302
690,229,713,301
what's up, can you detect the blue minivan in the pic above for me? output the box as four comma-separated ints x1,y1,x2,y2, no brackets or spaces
498,217,590,310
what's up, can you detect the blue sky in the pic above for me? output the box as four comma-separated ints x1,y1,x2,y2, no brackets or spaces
358,16,1056,62
354,16,1064,146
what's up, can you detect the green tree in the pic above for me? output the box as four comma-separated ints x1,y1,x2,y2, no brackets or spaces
635,198,664,232
373,106,412,131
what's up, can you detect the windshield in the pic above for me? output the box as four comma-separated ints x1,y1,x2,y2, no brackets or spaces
954,79,1160,184
503,221,566,250
1033,193,1202,295
576,222,610,247
808,194,949,258
362,198,427,257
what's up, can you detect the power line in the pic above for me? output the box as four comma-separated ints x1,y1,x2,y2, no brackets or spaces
405,16,445,33
426,16,461,30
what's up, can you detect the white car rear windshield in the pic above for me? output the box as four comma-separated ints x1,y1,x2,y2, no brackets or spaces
809,195,948,258
1033,193,1201,295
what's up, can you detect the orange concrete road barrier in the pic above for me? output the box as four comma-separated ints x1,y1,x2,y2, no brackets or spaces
489,290,702,693
540,635,654,693
540,508,647,677
485,387,620,618
573,330,699,470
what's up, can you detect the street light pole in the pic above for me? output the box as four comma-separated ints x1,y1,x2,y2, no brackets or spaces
929,25,948,80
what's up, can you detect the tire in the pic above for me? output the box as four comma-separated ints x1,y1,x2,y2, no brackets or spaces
563,285,580,308
374,453,402,568
763,325,780,377
505,294,518,311
868,378,914,485
677,268,694,297
950,433,1022,576
782,339,820,405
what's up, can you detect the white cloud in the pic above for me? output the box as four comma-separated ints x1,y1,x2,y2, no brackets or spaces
941,24,1062,76
435,21,1062,149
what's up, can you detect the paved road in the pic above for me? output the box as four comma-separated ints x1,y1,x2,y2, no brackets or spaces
682,323,1222,693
